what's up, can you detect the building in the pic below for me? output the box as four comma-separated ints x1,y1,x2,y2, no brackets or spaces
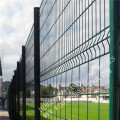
0,58,3,98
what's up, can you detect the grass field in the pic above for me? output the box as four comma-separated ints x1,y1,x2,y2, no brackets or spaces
21,102,109,120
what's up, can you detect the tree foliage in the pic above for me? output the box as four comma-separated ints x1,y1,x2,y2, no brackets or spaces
40,84,53,98
68,83,77,93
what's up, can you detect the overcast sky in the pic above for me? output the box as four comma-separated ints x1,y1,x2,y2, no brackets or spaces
0,0,42,81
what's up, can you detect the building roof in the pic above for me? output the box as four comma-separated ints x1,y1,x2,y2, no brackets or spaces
0,58,2,76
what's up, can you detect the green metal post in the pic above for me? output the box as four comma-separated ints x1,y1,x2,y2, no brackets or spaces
34,7,40,120
22,46,26,120
110,0,120,120
17,62,20,120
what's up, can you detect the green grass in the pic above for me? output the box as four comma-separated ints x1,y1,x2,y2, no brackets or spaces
21,102,109,120
20,104,23,117
26,103,35,120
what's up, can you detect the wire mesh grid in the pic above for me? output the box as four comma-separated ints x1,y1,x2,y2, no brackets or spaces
25,26,35,120
40,0,110,120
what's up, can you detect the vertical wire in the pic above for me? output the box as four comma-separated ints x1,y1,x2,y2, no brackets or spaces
50,78,51,119
63,0,65,118
54,0,57,118
47,80,48,119
44,81,45,120
98,54,101,120
68,0,70,56
91,0,93,51
71,1,74,120
49,79,50,119
47,79,50,119
61,0,63,60
65,0,68,119
78,64,81,120
49,78,53,119
60,0,63,119
53,77,54,120
58,0,61,119
70,1,72,56
71,69,73,120
52,1,55,118
75,0,79,119
56,1,58,119
86,0,89,120
78,0,81,119
63,0,65,72
55,0,57,74
104,0,106,53
95,0,98,117
60,74,62,120
101,0,106,55
76,0,78,51
85,0,87,50
43,6,45,71
74,0,75,53
56,76,57,120
42,82,43,120
65,71,67,120
76,0,78,118
94,0,97,58
67,1,71,118
98,0,101,120
82,0,83,60
59,0,61,64
46,81,48,120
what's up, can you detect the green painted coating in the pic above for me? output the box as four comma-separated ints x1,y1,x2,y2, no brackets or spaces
109,0,115,120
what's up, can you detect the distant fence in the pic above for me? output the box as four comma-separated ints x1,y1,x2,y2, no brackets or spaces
7,0,120,120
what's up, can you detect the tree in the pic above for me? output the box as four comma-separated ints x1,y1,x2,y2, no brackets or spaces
68,83,77,93
41,84,54,98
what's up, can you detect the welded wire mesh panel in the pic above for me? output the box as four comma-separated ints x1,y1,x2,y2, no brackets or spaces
25,25,35,120
40,0,110,120
25,25,34,84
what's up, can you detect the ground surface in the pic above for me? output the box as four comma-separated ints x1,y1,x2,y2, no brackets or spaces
23,102,109,120
0,106,9,120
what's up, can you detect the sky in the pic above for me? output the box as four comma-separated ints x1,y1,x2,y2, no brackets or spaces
0,0,110,90
0,0,42,81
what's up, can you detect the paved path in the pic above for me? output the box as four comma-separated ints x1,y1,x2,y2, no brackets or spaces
0,107,9,120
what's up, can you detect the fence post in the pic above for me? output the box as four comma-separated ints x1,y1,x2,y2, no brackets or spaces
10,83,12,120
110,0,120,120
14,71,17,120
11,81,13,120
17,62,20,120
34,7,40,120
15,71,17,120
22,46,26,120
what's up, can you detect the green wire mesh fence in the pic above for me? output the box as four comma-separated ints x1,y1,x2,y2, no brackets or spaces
25,25,35,120
7,0,120,120
39,0,110,120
